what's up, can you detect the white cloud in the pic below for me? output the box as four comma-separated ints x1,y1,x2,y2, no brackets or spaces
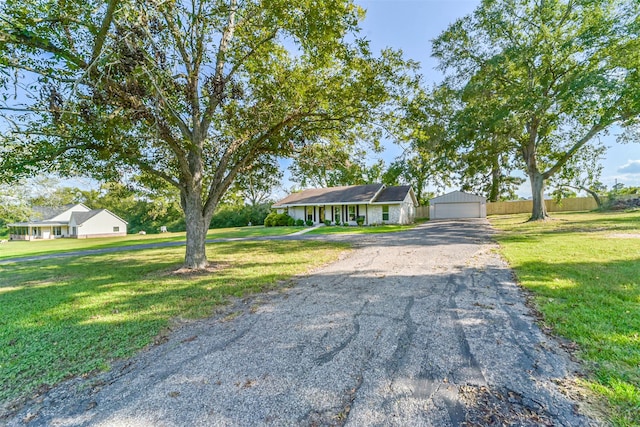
618,160,640,174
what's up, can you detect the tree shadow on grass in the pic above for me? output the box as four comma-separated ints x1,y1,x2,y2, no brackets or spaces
512,258,640,424
0,240,340,405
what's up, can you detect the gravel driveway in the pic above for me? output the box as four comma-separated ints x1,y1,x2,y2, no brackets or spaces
4,219,597,426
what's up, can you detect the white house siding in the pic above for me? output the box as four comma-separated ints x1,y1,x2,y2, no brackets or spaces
368,205,383,224
73,211,127,238
287,207,305,222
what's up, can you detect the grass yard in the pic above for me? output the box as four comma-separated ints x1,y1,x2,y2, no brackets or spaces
490,211,640,426
307,223,417,235
0,226,301,260
0,240,347,406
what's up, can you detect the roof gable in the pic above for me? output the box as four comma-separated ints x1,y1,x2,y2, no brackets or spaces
430,191,486,203
273,184,384,207
70,209,128,225
29,203,91,222
373,185,414,204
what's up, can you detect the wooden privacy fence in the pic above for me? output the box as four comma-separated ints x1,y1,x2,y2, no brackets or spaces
487,197,597,215
416,206,430,219
415,197,597,218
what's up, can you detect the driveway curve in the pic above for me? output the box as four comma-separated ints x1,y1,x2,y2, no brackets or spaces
4,219,597,426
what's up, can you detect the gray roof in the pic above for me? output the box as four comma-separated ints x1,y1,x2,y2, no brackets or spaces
273,184,384,207
273,184,416,207
29,204,75,221
373,185,412,203
430,191,486,203
71,209,105,225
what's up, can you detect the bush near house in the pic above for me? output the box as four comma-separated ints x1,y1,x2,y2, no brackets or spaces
264,212,294,227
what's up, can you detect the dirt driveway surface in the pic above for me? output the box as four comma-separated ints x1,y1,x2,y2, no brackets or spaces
4,219,597,426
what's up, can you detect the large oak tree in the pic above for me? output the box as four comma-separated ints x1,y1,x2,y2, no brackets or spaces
432,0,640,219
0,0,411,268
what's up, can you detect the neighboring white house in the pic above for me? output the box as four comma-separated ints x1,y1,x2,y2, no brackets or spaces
429,191,487,219
273,184,418,225
8,203,128,240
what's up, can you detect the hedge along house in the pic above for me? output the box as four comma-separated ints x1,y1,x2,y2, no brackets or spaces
8,203,128,240
273,184,418,225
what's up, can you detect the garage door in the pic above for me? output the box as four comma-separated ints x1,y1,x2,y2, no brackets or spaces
434,202,480,219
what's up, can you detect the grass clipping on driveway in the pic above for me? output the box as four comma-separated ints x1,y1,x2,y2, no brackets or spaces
490,211,640,426
0,240,347,406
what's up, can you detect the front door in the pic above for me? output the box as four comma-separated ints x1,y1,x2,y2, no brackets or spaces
319,207,325,223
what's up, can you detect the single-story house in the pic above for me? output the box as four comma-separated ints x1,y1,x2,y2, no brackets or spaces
273,184,418,225
429,191,487,219
8,203,128,240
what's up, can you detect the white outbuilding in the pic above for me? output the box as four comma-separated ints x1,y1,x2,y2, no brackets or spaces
429,191,487,219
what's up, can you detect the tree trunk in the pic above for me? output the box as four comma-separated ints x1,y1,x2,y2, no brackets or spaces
529,171,549,221
183,190,209,269
488,160,500,202
584,187,602,209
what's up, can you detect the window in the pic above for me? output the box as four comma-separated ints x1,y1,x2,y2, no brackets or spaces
348,206,356,221
53,226,62,236
113,226,120,232
382,205,389,221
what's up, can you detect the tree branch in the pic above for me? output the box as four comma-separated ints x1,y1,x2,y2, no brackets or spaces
91,0,119,62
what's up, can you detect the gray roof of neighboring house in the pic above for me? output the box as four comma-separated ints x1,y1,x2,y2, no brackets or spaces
373,185,413,203
273,184,384,207
70,209,128,225
70,209,104,225
29,204,75,221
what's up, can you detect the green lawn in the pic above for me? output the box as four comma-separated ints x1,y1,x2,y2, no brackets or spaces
490,211,640,426
0,226,301,260
306,223,417,235
0,240,347,405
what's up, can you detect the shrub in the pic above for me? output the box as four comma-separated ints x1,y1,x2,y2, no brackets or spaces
305,219,313,227
275,213,292,226
356,216,365,226
343,221,349,227
264,212,293,227
287,217,295,226
295,218,304,226
324,219,331,226
264,212,277,227
335,215,341,224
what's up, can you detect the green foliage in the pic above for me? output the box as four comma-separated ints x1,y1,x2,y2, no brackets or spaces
289,143,386,188
323,219,331,226
0,0,415,267
210,203,271,229
295,218,305,227
431,0,640,219
356,216,365,226
264,212,293,227
305,219,313,226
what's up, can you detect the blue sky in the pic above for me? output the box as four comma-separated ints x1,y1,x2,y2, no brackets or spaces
355,0,640,196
